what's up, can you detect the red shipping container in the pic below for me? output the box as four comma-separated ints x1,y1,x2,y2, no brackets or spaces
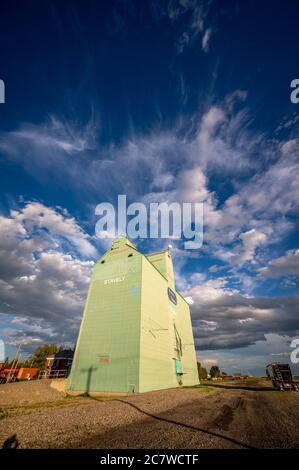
17,368,39,380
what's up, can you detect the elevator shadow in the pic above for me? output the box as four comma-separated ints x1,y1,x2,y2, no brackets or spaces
116,399,256,449
81,365,97,395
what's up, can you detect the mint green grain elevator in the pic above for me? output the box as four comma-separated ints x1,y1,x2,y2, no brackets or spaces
67,236,199,393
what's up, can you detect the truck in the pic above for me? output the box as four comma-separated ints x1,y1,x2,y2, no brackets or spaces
266,363,298,391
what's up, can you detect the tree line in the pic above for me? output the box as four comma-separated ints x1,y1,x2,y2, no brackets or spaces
197,362,220,379
1,344,70,369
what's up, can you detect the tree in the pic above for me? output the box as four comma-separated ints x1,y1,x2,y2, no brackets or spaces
197,362,208,380
27,344,60,369
1,356,9,368
210,365,220,378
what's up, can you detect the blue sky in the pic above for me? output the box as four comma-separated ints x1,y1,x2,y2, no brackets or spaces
0,0,299,375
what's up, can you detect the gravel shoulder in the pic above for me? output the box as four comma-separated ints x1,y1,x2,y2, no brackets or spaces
0,379,298,449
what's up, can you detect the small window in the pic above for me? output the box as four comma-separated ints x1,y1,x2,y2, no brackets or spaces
128,253,133,257
101,260,105,264
167,287,177,305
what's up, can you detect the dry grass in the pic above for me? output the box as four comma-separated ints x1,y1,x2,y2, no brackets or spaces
0,396,92,419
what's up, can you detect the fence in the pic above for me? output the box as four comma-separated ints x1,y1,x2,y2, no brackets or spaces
38,369,68,379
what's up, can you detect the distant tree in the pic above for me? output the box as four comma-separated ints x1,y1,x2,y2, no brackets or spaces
1,356,9,367
3,357,14,368
27,344,60,369
200,366,208,380
1,355,33,369
210,365,220,378
197,362,208,380
17,358,34,368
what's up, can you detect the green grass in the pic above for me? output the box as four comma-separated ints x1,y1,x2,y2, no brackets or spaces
0,407,8,420
67,392,118,402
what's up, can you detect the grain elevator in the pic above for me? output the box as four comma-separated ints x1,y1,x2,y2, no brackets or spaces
67,236,199,393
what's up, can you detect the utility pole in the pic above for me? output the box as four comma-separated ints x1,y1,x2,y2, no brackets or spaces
7,344,21,383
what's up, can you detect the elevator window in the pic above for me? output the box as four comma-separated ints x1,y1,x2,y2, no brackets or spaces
168,287,177,305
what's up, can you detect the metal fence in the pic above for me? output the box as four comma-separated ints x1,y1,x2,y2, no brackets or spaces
38,369,68,379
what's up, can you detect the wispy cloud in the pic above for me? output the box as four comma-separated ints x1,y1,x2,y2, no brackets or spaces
1,87,299,357
150,0,213,54
201,27,212,52
1,90,298,268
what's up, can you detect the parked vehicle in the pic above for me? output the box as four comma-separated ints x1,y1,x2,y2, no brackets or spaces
0,370,6,384
266,363,298,391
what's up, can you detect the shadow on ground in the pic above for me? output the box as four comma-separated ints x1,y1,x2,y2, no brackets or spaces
2,434,19,449
114,399,256,449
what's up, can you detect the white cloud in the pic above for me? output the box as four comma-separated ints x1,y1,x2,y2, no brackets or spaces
235,229,268,264
258,249,299,277
173,0,212,54
185,277,299,350
198,356,219,369
201,27,212,52
197,333,295,375
1,115,98,155
1,92,299,271
12,201,97,257
0,202,96,351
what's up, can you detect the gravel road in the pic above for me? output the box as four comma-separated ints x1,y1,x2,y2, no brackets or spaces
0,380,298,449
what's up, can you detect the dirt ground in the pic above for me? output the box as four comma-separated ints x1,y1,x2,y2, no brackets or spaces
0,379,298,449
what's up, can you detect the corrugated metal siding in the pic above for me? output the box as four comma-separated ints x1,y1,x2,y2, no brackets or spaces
67,244,142,393
175,295,199,386
67,237,199,393
139,256,177,392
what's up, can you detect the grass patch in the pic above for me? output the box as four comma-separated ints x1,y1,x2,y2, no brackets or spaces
183,385,216,393
69,392,115,401
89,396,115,402
72,392,91,398
0,407,8,420
0,396,95,420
